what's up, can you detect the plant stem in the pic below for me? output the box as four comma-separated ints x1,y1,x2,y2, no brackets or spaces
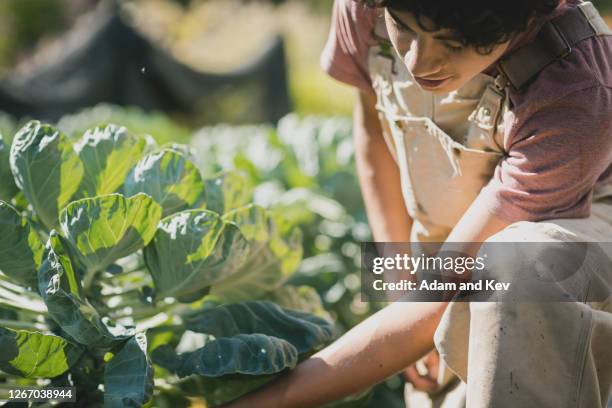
0,279,29,294
98,286,143,299
111,300,192,322
0,287,47,313
0,318,47,331
82,270,98,293
0,299,43,317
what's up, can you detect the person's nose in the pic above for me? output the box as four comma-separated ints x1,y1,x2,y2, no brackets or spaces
403,38,444,78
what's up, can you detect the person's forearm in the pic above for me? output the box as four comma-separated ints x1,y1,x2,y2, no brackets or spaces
353,90,413,243
224,301,447,408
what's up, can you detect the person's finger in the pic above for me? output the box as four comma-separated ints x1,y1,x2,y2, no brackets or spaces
424,350,440,381
404,366,437,391
403,365,438,392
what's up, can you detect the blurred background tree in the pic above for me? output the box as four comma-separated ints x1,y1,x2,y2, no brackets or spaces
0,0,351,117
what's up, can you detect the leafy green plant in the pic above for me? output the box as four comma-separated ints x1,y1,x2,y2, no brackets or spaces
191,115,376,329
191,115,406,407
0,120,336,407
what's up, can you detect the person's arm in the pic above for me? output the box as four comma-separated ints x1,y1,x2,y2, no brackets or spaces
222,301,447,408
353,89,412,243
353,89,416,304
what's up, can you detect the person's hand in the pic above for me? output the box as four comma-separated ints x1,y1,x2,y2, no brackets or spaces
403,348,440,393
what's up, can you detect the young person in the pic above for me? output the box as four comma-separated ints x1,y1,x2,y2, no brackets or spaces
223,1,612,406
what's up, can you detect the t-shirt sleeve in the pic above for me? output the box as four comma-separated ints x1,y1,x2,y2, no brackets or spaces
476,85,612,223
320,0,377,92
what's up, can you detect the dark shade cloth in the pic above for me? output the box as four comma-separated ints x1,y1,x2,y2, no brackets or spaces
0,2,291,125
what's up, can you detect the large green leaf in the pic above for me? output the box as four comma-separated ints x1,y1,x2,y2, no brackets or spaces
104,333,154,408
184,301,335,355
59,193,162,278
0,135,18,201
74,124,146,198
0,327,82,379
202,171,252,214
9,121,84,229
38,232,132,349
144,210,249,303
0,201,44,289
152,333,297,377
210,205,303,301
123,149,205,217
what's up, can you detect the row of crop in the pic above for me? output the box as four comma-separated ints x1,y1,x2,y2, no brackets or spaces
0,121,338,407
0,108,406,407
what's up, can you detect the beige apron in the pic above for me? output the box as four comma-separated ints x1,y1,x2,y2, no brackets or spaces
368,41,507,244
367,7,612,408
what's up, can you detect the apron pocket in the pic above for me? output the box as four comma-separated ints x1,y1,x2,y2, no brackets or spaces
402,118,503,228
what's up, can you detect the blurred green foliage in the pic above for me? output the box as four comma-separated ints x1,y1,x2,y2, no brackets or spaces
57,104,193,143
0,0,67,69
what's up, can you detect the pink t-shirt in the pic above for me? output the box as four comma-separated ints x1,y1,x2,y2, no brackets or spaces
320,0,612,223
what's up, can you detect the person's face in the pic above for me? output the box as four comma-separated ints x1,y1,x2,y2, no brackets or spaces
384,8,511,93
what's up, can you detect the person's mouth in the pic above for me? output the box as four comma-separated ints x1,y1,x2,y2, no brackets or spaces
413,75,452,89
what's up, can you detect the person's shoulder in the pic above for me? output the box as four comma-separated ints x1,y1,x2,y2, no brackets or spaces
333,0,380,44
320,0,382,91
509,34,612,115
336,0,379,25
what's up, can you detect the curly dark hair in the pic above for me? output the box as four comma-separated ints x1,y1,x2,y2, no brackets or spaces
359,0,561,53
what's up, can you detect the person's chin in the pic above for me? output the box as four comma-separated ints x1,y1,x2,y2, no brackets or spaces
428,85,456,94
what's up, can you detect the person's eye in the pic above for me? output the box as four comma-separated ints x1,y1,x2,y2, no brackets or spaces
443,42,464,53
393,21,412,34
388,14,414,34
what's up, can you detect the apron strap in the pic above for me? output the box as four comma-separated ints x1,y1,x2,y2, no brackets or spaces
496,1,612,92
